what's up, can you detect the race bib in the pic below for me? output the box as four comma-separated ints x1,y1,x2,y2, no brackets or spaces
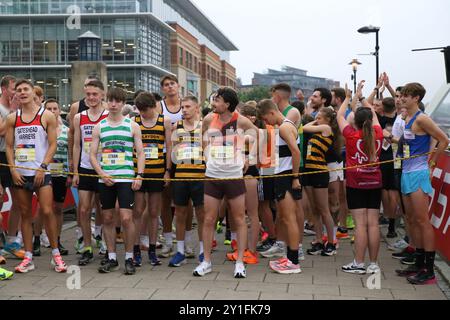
143,144,159,160
403,144,411,159
83,138,101,153
15,146,36,162
102,150,126,166
49,161,64,172
392,144,401,169
404,129,415,140
307,144,312,157
177,145,201,162
211,145,234,160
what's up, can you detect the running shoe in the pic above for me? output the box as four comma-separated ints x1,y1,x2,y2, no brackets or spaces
15,257,35,273
98,259,119,273
193,261,212,277
40,232,51,248
388,239,409,252
223,239,232,246
270,259,301,274
226,250,237,262
342,261,366,274
169,252,187,267
231,239,237,251
133,250,142,267
401,255,416,265
185,245,195,259
0,267,13,280
304,223,316,236
367,263,381,274
336,227,350,240
227,250,259,265
256,239,275,252
269,257,288,269
101,252,109,266
158,244,174,258
346,216,355,230
386,230,398,239
234,261,246,278
307,242,324,256
321,242,337,256
74,237,84,254
260,242,285,258
149,251,162,266
124,258,136,275
2,242,25,259
407,269,437,285
58,243,69,256
298,246,305,261
33,237,41,257
51,254,68,273
99,241,107,255
78,248,94,266
216,221,223,234
396,265,421,277
94,235,102,248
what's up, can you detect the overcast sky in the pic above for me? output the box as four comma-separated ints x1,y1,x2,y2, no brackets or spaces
192,0,450,101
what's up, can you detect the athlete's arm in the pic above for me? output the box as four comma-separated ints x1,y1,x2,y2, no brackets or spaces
303,122,332,137
34,111,57,187
286,108,301,128
72,114,81,187
0,115,7,137
337,85,352,132
280,124,301,188
156,101,163,115
132,121,144,191
5,113,25,186
202,114,213,162
417,115,449,166
239,116,259,168
89,123,113,186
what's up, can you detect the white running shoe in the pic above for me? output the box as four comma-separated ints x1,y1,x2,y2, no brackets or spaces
260,242,285,258
40,232,51,248
341,261,366,275
388,239,409,251
367,263,381,274
193,261,212,277
234,261,246,279
158,244,174,258
298,246,305,261
99,241,107,255
185,246,195,259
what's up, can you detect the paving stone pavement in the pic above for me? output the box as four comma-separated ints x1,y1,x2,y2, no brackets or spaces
0,223,448,300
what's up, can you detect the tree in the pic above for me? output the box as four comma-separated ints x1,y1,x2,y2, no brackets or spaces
238,86,271,102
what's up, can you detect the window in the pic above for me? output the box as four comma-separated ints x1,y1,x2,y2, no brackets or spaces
179,47,183,65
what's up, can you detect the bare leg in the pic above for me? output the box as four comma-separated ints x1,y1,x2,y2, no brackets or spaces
227,195,247,262
367,209,381,262
352,209,368,264
245,178,259,252
37,186,58,249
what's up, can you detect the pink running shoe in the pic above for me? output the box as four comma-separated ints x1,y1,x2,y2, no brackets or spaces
270,259,301,274
269,257,288,269
15,257,35,273
51,254,68,273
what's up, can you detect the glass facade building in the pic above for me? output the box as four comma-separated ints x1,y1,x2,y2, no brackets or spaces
0,0,237,109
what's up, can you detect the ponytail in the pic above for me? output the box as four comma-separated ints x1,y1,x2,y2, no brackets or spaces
362,118,376,162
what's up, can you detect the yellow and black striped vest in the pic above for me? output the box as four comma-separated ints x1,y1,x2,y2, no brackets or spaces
305,133,333,171
134,114,165,175
173,120,205,179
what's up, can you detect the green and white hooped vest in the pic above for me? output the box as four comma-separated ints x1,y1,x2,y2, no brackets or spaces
50,124,69,177
99,117,135,183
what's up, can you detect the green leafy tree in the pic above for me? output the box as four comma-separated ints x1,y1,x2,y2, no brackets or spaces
238,86,271,102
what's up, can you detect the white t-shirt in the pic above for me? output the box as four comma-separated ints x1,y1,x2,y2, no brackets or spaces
392,115,405,139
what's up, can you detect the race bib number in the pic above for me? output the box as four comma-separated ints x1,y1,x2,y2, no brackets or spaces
15,146,36,162
404,129,415,140
143,144,159,160
403,145,411,159
211,145,234,160
49,161,64,172
177,145,201,161
102,150,126,166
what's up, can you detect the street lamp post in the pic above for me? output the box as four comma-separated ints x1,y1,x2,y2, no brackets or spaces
358,25,380,98
349,59,362,94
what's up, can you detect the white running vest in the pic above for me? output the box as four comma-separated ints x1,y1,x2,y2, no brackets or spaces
14,107,49,177
79,109,109,170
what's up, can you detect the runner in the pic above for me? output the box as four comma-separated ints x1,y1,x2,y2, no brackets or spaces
169,95,206,267
157,75,183,258
90,87,145,275
44,99,71,256
257,99,302,274
68,76,105,255
303,107,338,257
72,80,108,266
5,79,67,273
395,83,449,285
193,87,257,278
0,75,25,261
132,92,172,266
337,85,383,275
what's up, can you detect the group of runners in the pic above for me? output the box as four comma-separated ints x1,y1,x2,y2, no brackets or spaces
0,73,448,286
